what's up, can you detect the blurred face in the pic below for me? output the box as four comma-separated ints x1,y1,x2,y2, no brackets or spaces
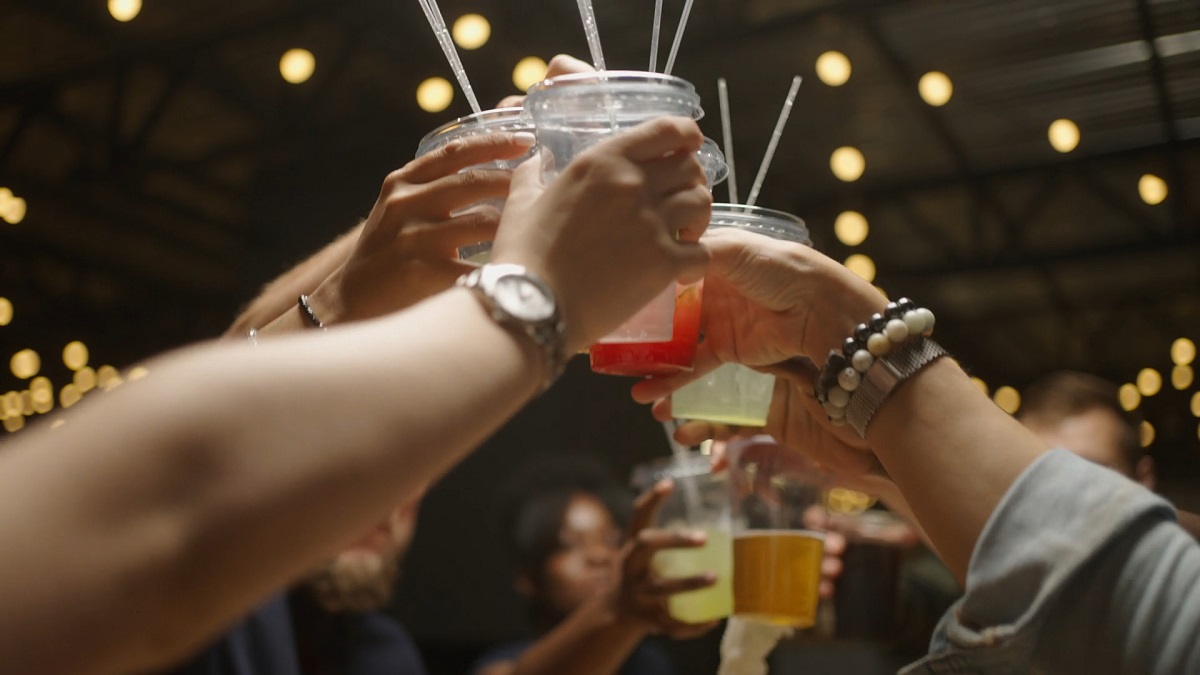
305,497,421,614
1024,408,1152,488
535,493,622,620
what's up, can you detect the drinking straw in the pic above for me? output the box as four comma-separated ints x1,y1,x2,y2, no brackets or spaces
663,419,703,521
649,0,665,72
416,0,481,114
663,0,696,76
718,77,739,204
575,0,607,70
745,75,802,208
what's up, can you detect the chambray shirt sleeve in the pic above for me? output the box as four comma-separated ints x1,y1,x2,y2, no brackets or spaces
901,449,1200,675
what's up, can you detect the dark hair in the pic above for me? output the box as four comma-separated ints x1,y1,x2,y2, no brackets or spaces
498,454,632,586
1017,371,1143,470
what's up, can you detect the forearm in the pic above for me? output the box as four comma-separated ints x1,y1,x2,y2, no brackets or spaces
867,359,1049,580
0,288,541,674
510,596,648,675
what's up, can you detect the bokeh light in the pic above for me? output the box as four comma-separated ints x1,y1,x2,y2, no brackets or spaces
452,14,491,50
1118,383,1141,411
831,146,865,182
10,349,39,379
512,57,549,92
417,77,454,113
994,386,1021,414
844,254,876,283
1140,421,1155,448
1048,119,1080,153
63,341,89,371
834,211,869,246
1138,174,1167,205
1136,367,1162,397
1171,338,1195,366
918,71,953,106
108,0,141,22
1172,364,1194,391
815,51,852,87
280,49,316,85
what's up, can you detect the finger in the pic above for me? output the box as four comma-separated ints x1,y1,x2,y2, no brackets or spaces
642,151,708,197
599,117,704,164
403,132,536,184
546,54,596,78
625,527,705,574
628,480,674,535
824,530,847,557
820,578,835,600
821,553,843,580
643,573,716,597
406,170,513,219
661,619,720,640
671,240,710,286
412,207,502,254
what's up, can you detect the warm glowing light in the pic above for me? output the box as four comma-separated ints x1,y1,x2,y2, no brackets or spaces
19,391,33,416
1118,383,1141,411
834,211,869,246
279,49,316,85
1136,367,1162,397
844,254,876,283
1193,392,1200,417
0,196,26,224
1140,421,1155,448
994,386,1021,414
1,392,19,417
10,349,39,379
3,415,23,433
1173,364,1194,390
826,487,875,514
831,146,865,182
107,0,141,22
452,14,491,50
815,51,852,87
1172,338,1196,366
970,377,989,396
918,71,953,106
512,57,549,92
127,365,150,381
60,384,81,409
0,297,11,326
96,365,121,390
1048,119,1080,153
63,341,89,371
417,77,454,113
74,367,96,393
1138,174,1167,205
31,396,52,415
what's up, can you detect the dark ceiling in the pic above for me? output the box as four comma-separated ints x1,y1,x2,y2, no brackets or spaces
1,0,1198,457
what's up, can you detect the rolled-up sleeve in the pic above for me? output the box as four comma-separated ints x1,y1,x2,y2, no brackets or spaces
902,449,1200,674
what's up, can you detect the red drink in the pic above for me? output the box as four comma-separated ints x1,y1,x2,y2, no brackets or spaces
590,282,703,377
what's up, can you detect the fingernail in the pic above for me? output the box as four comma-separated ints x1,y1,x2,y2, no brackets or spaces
512,131,537,147
689,530,708,543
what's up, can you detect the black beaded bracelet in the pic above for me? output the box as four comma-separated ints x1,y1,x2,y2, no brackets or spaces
814,298,938,431
298,294,327,330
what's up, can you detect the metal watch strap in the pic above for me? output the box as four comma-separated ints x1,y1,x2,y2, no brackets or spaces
845,336,947,438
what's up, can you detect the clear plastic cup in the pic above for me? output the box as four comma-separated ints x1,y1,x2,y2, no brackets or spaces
415,107,533,264
525,72,726,376
631,453,733,624
727,435,828,629
670,205,811,425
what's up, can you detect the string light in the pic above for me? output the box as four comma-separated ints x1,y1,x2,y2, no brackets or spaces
1140,421,1155,448
1047,119,1080,153
0,297,11,326
1172,338,1195,366
2,416,23,433
1118,383,1141,411
452,14,491,50
830,146,865,182
970,377,989,396
59,384,82,409
280,49,316,85
834,211,869,246
107,0,141,22
74,367,97,393
844,254,876,283
10,349,39,379
994,386,1021,414
1173,364,1194,390
63,341,89,371
815,51,852,87
1193,391,1200,418
1136,367,1162,397
918,71,953,106
1138,174,1167,205
96,365,121,390
416,77,454,113
512,57,548,92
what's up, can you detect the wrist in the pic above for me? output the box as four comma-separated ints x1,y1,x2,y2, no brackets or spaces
308,273,349,327
804,262,888,357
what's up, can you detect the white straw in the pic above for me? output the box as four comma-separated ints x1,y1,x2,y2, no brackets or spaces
416,0,481,114
575,0,607,70
649,0,665,72
718,77,739,205
746,75,802,208
663,0,696,76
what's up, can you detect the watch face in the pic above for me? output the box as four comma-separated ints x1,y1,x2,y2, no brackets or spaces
494,276,555,322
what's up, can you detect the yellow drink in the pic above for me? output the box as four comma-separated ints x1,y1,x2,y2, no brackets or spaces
733,530,824,627
654,527,733,623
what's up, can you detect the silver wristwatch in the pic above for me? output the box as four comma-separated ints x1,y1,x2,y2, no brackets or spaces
457,263,567,389
845,337,947,437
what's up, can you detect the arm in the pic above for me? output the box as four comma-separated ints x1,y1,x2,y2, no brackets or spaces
0,117,712,675
483,482,714,675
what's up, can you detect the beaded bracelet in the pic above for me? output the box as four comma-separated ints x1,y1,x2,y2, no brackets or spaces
815,298,945,436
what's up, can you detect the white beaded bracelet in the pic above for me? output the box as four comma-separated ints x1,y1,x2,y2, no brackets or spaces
814,299,946,437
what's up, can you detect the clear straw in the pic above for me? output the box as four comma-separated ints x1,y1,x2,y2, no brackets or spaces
649,0,665,72
663,419,703,522
416,0,481,114
663,0,696,76
718,78,739,205
746,75,802,208
575,0,607,70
